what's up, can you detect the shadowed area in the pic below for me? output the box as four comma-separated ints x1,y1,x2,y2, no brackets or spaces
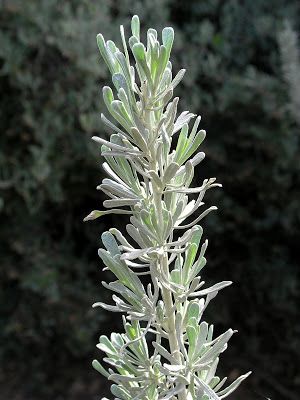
0,0,299,399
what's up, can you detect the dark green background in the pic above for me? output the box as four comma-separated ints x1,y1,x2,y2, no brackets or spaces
1,0,299,399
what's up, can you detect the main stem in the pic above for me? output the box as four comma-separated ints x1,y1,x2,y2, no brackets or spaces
153,194,187,400
161,253,187,400
146,95,187,400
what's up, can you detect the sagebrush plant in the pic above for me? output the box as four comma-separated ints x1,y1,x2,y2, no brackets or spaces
85,15,251,400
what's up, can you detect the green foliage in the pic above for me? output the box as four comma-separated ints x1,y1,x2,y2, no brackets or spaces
1,0,299,399
89,15,250,400
0,0,114,397
278,20,300,126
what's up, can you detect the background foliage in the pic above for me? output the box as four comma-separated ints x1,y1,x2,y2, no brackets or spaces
1,0,299,399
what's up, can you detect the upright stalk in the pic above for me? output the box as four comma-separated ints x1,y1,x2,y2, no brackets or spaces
85,15,251,400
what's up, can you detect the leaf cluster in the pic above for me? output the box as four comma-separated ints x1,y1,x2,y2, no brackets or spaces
88,15,250,400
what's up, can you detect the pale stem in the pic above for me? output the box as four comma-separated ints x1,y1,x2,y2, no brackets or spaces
147,91,188,400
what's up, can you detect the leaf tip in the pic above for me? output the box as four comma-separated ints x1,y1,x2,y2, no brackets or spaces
83,210,102,222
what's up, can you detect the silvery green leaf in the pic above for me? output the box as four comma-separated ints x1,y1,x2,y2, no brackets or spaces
100,178,139,199
129,127,148,152
175,196,196,221
148,170,163,189
207,324,214,342
103,85,114,110
198,329,234,365
120,26,131,77
162,88,173,106
117,88,134,118
115,51,134,91
131,15,140,40
190,115,201,141
98,335,117,355
176,206,218,231
168,184,217,194
217,372,252,398
128,35,139,50
92,359,110,378
175,129,206,166
172,199,185,222
159,64,172,90
125,320,149,359
190,151,206,167
101,281,143,308
205,357,219,384
182,130,206,163
173,111,196,134
170,268,181,285
109,228,133,249
111,332,124,348
153,45,168,87
171,68,186,90
164,97,179,132
156,141,165,173
187,277,204,297
113,72,128,93
182,225,203,279
103,136,141,190
102,231,120,256
147,30,157,56
126,224,149,248
174,123,188,162
194,375,221,400
130,216,158,242
92,136,140,155
121,247,151,261
159,383,185,400
101,113,130,140
191,281,232,297
109,373,143,383
93,301,123,313
97,34,117,75
112,295,138,313
102,95,132,132
163,162,180,184
162,27,174,56
210,377,221,390
168,225,199,248
98,249,145,296
195,321,208,350
162,363,185,373
106,39,118,55
132,43,153,89
187,324,197,356
111,100,133,125
102,162,133,188
103,199,139,208
214,377,228,392
111,384,131,400
187,301,202,324
152,342,176,363
149,41,160,78
83,209,132,222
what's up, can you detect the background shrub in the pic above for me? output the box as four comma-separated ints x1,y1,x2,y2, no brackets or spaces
1,0,299,399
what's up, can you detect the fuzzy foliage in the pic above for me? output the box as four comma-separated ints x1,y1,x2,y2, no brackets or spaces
1,1,299,399
87,15,250,400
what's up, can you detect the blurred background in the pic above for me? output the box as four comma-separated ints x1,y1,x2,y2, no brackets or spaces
1,0,299,399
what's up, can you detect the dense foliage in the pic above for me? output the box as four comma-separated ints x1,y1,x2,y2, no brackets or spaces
1,1,299,399
89,14,251,400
